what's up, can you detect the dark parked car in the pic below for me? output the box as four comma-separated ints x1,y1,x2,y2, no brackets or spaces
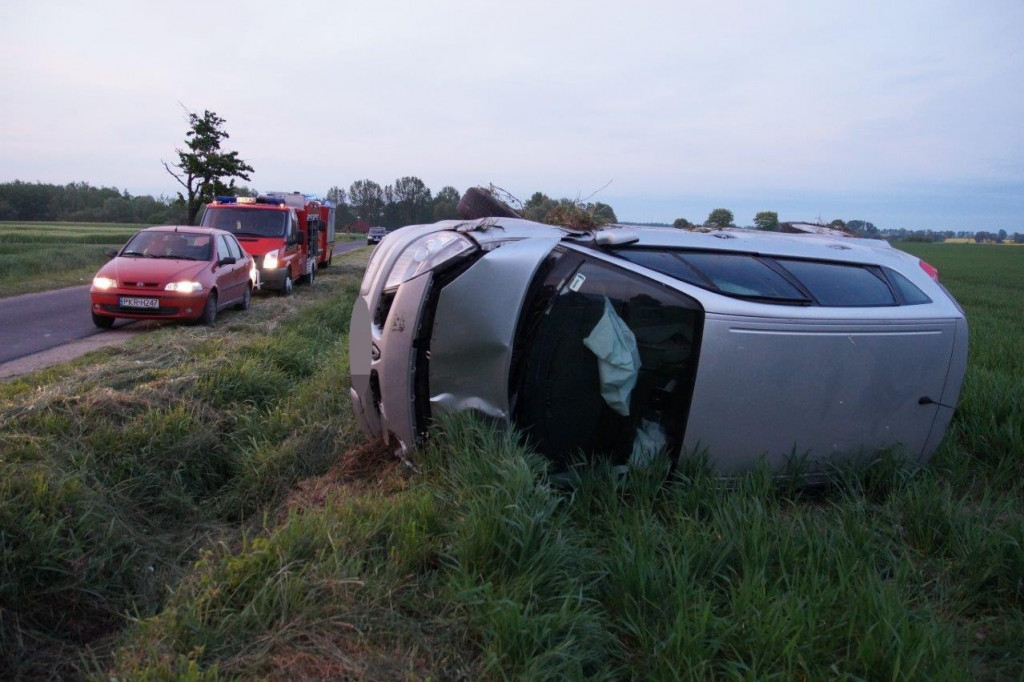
90,226,258,328
367,226,388,245
350,217,967,475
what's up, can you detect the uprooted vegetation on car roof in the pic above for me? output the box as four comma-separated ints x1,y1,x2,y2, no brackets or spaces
542,200,615,231
458,183,618,231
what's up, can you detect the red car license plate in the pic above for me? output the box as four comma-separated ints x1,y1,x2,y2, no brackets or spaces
119,297,159,309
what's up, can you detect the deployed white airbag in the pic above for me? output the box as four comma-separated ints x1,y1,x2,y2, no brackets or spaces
630,418,667,467
583,296,641,416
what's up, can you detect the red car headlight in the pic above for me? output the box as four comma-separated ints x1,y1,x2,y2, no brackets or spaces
164,281,204,293
92,276,117,290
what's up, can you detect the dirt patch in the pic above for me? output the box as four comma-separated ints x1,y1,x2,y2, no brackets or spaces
283,439,408,517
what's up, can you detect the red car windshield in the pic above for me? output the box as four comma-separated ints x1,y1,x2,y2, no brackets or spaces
121,232,212,261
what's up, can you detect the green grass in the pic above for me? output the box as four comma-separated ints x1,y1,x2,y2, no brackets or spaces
3,241,1022,679
0,221,143,297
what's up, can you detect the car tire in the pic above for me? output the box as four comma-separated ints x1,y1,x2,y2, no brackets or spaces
236,284,252,311
199,291,218,325
457,187,520,220
279,275,293,296
319,253,332,269
92,312,115,329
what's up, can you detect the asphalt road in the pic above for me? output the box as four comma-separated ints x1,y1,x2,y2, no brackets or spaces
0,240,367,367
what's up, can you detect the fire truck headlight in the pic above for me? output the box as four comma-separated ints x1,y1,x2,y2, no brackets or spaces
263,249,280,269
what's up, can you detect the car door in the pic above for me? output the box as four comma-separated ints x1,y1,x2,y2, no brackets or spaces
226,234,251,298
214,234,244,305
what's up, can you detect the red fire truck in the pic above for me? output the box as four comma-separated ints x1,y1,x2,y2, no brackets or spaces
200,193,336,295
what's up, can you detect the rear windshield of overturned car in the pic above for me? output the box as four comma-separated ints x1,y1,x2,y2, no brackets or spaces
613,249,932,307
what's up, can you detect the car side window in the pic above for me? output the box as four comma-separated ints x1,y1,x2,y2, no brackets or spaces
885,268,932,305
226,235,244,261
776,259,896,306
616,248,914,307
617,249,809,303
216,235,233,261
513,255,703,470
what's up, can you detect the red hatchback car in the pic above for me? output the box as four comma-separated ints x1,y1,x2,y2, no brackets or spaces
90,226,258,328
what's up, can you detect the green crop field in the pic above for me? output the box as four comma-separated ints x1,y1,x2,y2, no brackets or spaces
0,221,143,298
1,242,1021,679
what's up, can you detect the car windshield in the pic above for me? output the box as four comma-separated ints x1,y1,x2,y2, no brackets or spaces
121,231,212,260
202,208,287,238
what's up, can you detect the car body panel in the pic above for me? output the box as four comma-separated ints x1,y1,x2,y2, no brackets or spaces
376,272,432,449
349,295,380,439
684,314,959,472
429,237,561,422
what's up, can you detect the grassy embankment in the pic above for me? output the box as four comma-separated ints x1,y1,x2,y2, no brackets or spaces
0,222,143,298
2,242,1022,679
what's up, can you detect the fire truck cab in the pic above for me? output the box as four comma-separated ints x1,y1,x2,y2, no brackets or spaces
201,193,336,295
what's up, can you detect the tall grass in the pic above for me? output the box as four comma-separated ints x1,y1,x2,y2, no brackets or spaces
107,408,1021,679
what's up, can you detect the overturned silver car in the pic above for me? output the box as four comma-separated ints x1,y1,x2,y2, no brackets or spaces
350,217,967,474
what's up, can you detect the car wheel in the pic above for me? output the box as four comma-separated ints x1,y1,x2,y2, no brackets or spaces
236,284,252,311
199,291,218,325
279,275,293,296
319,254,332,269
457,187,520,220
92,312,115,329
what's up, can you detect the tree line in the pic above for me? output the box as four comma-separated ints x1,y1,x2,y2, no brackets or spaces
0,177,621,233
326,181,618,230
0,180,186,224
668,208,1023,242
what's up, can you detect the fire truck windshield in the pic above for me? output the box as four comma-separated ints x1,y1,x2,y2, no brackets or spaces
202,208,287,238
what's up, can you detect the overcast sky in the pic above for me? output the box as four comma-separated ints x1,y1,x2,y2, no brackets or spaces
2,0,1022,230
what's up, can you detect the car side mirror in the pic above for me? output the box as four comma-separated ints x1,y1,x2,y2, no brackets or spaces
105,248,118,259
294,229,307,246
218,256,237,266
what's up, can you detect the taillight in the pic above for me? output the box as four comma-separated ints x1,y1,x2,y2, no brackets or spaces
919,260,939,281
